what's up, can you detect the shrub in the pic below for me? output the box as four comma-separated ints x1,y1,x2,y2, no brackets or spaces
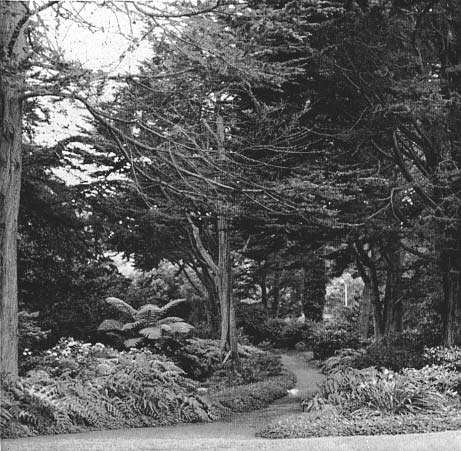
153,337,283,384
310,323,362,361
236,304,310,348
2,345,213,439
351,338,426,372
20,338,116,378
321,348,367,374
304,367,457,417
207,351,283,388
424,346,461,371
402,365,461,395
97,297,194,350
235,303,269,344
152,338,222,381
18,311,50,355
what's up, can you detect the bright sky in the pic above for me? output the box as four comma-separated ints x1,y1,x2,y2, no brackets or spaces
30,2,156,272
32,1,152,141
32,2,154,183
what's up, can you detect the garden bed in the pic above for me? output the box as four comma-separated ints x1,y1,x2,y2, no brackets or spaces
2,338,294,439
258,407,461,438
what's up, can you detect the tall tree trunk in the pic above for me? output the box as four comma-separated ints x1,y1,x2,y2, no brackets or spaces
1,2,27,378
369,265,385,342
187,215,236,359
217,211,237,360
200,265,220,334
383,241,403,338
441,223,461,346
358,278,372,340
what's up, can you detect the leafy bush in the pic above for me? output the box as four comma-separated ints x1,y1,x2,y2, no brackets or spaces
2,344,213,439
351,341,426,372
321,348,367,375
152,338,222,381
207,351,283,388
124,260,201,309
236,304,311,348
310,323,363,361
402,365,461,395
97,297,194,350
20,338,116,377
152,337,283,384
18,311,50,355
304,367,457,417
424,346,461,371
235,303,269,344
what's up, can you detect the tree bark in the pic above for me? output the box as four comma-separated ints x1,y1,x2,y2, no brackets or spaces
441,223,461,346
358,278,372,340
217,210,237,360
369,264,385,342
200,265,220,334
1,2,28,378
383,241,403,338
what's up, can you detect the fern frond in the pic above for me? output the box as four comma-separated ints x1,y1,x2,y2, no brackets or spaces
104,297,137,320
159,299,186,318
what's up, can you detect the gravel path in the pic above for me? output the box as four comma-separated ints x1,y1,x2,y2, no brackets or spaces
3,353,461,451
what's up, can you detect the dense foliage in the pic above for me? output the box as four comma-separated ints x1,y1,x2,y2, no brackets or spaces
2,340,213,438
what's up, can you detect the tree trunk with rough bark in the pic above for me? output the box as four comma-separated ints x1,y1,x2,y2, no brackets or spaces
217,210,237,360
383,241,403,339
1,1,27,378
201,266,221,334
358,278,372,340
369,264,385,342
441,223,461,346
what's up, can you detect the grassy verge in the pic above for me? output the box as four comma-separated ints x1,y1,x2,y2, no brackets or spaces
258,407,461,438
210,370,296,417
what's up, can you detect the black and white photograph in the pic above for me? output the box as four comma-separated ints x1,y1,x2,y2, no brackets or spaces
1,1,461,450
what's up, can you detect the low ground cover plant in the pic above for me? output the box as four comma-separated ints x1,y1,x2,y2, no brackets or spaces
152,336,283,384
259,409,461,438
424,346,461,371
3,337,291,439
2,340,213,438
308,367,458,416
260,358,461,439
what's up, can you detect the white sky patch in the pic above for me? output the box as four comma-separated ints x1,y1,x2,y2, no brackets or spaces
33,2,155,184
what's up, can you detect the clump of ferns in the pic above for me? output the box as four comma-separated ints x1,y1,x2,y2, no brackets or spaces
1,378,72,433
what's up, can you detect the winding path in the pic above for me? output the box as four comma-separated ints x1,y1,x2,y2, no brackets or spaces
3,353,461,451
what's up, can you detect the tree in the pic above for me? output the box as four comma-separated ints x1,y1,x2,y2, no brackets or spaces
1,0,237,375
1,1,29,377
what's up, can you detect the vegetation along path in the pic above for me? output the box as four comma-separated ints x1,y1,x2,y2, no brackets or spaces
3,353,461,451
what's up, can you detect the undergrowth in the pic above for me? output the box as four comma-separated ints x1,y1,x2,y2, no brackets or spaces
1,343,213,438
